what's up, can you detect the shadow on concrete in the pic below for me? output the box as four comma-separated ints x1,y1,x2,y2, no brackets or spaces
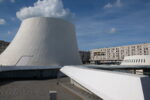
0,80,15,86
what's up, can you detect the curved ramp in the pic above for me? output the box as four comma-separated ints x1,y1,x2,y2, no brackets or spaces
61,66,150,100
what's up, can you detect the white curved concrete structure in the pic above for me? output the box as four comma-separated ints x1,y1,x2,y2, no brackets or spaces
0,17,81,66
61,66,150,100
121,55,150,65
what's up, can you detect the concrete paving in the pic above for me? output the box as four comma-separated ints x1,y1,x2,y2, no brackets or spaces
0,77,103,100
0,78,82,100
60,78,102,100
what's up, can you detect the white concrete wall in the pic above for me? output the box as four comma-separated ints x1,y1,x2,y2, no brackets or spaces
61,66,150,100
0,17,81,66
121,55,150,65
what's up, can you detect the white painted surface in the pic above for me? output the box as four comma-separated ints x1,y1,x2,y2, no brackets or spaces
0,17,81,66
61,66,150,100
121,55,150,65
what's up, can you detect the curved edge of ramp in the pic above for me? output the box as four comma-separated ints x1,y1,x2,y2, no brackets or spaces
60,66,150,100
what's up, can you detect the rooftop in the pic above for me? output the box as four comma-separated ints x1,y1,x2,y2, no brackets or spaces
0,77,101,100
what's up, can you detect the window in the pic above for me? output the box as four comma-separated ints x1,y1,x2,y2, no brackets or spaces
144,59,145,63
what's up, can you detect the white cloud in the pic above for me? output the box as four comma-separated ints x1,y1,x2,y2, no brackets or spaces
8,31,12,35
109,28,117,33
104,3,113,9
0,0,15,3
11,17,16,21
10,0,15,3
0,0,3,3
104,0,122,9
0,18,6,25
116,0,122,7
16,0,74,21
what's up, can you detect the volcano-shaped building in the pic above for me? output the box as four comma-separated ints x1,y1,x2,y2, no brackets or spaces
0,17,81,66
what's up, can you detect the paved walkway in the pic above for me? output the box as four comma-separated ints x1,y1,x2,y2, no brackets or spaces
60,79,102,100
0,78,103,100
0,78,82,100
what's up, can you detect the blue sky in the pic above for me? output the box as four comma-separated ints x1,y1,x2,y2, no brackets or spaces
0,0,150,50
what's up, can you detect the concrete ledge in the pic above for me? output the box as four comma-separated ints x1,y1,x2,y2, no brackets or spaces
0,69,60,79
61,66,150,100
0,66,62,72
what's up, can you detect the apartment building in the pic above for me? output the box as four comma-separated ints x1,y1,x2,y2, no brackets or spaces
0,40,9,54
79,51,90,64
90,43,150,64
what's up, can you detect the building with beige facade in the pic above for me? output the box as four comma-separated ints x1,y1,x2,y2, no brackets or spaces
90,43,150,64
0,40,9,54
79,51,90,64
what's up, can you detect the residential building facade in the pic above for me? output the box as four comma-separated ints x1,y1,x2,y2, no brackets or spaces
0,40,9,54
90,43,150,64
79,51,90,64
